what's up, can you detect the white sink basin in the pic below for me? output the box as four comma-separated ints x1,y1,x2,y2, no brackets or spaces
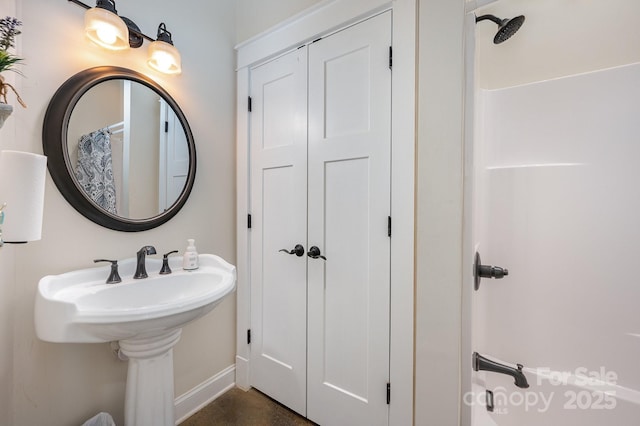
35,254,236,343
35,253,236,426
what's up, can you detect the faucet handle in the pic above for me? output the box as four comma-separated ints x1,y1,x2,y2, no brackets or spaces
94,259,122,284
160,250,179,275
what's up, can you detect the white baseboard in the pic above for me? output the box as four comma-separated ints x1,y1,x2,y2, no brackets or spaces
235,355,250,390
174,364,236,425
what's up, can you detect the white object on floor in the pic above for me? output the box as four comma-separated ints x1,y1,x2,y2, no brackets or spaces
82,412,116,426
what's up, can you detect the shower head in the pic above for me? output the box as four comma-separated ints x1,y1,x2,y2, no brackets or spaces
475,14,525,44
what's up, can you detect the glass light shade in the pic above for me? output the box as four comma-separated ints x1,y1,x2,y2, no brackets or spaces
84,7,129,50
147,40,182,75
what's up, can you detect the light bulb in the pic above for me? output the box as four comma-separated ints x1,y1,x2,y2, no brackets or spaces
84,6,129,50
151,51,173,72
147,40,182,75
95,23,117,45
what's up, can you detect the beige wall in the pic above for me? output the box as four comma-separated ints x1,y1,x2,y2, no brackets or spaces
415,0,466,424
5,0,633,424
0,0,18,417
477,0,640,89
67,79,124,150
67,79,124,176
235,0,323,43
0,0,236,425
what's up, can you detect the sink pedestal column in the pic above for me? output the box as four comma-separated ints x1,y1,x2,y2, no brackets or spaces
119,329,182,426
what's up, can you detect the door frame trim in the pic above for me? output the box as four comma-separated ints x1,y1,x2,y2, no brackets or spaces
461,11,478,426
235,1,416,424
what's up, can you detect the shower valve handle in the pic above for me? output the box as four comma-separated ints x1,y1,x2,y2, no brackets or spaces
474,252,508,291
477,264,508,279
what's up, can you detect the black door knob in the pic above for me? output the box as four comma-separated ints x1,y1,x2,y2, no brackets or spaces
307,246,326,260
474,252,508,291
279,244,305,257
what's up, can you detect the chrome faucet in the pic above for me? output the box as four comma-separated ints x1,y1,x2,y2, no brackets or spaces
134,245,157,279
473,352,529,388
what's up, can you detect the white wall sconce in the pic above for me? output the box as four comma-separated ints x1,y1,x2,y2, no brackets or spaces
0,150,47,245
68,0,182,75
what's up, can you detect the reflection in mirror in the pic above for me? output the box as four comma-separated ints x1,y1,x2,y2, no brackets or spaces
43,66,196,232
67,80,189,220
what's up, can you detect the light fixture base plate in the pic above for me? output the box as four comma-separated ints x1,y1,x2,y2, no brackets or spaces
121,16,143,48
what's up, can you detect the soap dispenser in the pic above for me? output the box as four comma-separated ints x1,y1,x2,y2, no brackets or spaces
182,239,199,270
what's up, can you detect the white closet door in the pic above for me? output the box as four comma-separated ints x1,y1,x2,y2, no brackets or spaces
158,100,189,213
307,12,392,426
249,48,308,416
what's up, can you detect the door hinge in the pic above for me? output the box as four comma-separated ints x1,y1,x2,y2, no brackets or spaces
248,214,252,229
164,121,169,133
486,389,494,412
386,383,391,404
388,216,392,237
247,329,251,344
248,96,252,112
389,46,392,70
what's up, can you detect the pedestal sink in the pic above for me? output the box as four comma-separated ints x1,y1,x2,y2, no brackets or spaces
35,254,236,426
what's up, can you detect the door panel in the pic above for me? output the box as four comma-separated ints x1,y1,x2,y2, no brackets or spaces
307,12,392,425
324,46,371,139
261,166,303,367
249,48,308,416
322,157,370,398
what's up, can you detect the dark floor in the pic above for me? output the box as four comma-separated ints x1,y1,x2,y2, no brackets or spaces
180,387,317,426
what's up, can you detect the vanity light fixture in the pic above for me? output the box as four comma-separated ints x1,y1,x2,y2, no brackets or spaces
147,23,182,75
68,0,182,75
83,0,129,50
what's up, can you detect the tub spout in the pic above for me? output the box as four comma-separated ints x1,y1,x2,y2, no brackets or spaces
473,352,529,389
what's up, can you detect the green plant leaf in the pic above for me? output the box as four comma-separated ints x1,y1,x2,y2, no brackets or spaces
0,50,23,74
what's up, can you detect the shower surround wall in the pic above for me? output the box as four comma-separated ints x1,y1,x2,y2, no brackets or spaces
474,61,640,425
0,0,236,425
470,0,640,424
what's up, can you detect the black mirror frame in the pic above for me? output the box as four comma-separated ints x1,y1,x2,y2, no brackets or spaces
43,66,196,232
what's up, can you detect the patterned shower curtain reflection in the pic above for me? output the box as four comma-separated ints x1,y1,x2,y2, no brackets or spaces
75,128,117,214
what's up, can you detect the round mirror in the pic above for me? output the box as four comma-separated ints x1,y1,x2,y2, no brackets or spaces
43,66,196,231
